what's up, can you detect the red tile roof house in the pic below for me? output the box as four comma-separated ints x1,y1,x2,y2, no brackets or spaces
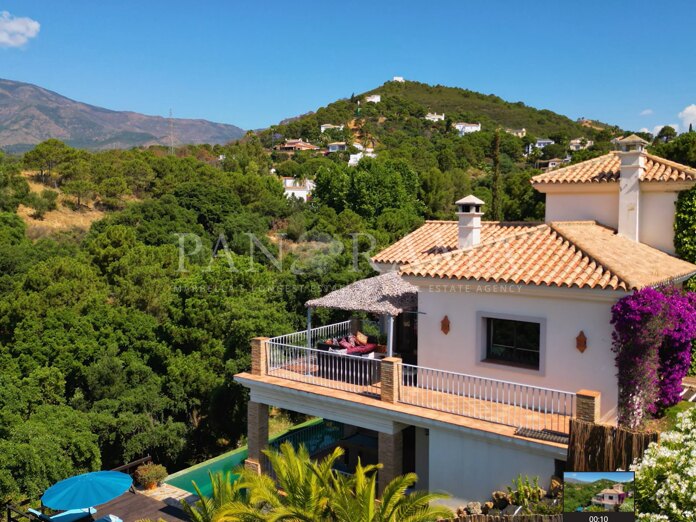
235,135,696,505
591,483,628,509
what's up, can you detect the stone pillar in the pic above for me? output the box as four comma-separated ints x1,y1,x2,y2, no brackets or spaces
576,389,601,423
378,431,403,492
251,337,269,376
244,401,269,474
350,317,361,335
380,357,402,403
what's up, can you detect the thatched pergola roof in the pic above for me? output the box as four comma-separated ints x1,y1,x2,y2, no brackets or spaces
305,272,417,316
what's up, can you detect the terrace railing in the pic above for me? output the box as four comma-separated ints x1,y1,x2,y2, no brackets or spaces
251,333,597,438
400,363,576,434
270,320,352,348
266,341,381,397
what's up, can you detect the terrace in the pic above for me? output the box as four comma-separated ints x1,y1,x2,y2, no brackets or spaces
249,320,577,440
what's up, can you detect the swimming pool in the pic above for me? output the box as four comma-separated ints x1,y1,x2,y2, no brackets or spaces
165,418,344,497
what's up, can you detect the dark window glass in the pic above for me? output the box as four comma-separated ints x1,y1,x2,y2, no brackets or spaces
486,318,540,369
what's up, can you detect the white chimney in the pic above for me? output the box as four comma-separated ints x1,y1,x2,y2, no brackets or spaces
616,134,648,242
456,195,485,249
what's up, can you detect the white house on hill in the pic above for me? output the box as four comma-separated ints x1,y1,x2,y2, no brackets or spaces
365,94,381,103
425,112,445,122
320,123,345,133
281,177,315,201
454,122,481,135
236,134,696,505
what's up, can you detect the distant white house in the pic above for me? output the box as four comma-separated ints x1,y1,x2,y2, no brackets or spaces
365,94,381,103
392,76,405,83
348,150,377,166
425,112,446,122
328,142,348,153
320,123,345,133
525,138,555,155
569,138,594,151
454,122,481,135
505,128,526,138
282,177,315,201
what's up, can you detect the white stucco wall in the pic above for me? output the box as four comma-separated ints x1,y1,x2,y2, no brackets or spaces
428,428,557,505
640,191,678,254
545,191,619,229
415,285,619,421
543,186,686,254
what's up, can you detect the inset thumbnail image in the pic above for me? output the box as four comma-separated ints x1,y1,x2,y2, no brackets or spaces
562,471,635,513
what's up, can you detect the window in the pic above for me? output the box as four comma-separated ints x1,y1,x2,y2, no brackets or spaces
485,317,540,369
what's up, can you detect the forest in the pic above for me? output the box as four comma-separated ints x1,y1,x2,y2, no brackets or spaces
1,83,695,504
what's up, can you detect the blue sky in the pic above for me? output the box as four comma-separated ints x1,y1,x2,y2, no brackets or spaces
565,472,634,483
1,1,695,133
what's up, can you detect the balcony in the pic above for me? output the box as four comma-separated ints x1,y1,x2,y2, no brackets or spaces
258,322,577,438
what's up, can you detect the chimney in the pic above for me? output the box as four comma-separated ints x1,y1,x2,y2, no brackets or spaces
456,195,485,249
616,134,649,241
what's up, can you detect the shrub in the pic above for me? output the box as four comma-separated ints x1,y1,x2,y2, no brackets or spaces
631,405,696,521
134,463,168,488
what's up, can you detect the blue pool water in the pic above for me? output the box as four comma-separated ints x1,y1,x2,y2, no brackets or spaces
165,418,343,497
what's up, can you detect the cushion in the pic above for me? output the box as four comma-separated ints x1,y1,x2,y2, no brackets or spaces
338,339,353,351
355,331,368,345
347,343,377,356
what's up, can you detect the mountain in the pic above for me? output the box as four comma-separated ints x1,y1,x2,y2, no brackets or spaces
0,78,246,152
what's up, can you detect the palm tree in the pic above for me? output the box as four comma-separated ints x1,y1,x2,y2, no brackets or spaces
182,470,265,522
331,461,453,522
180,441,453,522
231,442,343,521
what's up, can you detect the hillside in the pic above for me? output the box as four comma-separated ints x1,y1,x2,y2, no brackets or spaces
0,78,246,152
263,80,619,144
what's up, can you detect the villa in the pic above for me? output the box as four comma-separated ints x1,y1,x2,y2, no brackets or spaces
320,123,345,133
365,94,381,103
454,122,481,135
569,138,594,151
281,177,315,201
235,135,696,504
327,142,348,153
275,139,319,152
592,483,627,509
526,138,555,154
425,112,446,122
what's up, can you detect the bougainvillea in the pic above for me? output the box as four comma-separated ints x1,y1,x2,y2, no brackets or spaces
611,286,696,428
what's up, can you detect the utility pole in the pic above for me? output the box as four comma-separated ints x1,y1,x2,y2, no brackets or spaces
169,108,174,155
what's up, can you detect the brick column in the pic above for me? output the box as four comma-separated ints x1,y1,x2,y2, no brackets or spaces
350,317,362,335
250,337,269,376
576,389,601,423
244,401,269,474
378,431,403,492
380,357,402,403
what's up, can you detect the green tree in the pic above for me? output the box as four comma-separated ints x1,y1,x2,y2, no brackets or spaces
23,139,74,186
63,178,97,208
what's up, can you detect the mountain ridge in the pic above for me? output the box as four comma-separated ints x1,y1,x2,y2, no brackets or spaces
0,78,246,152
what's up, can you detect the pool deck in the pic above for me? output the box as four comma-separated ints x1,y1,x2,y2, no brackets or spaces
97,490,189,522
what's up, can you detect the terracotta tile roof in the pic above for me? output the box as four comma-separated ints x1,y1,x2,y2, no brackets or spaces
398,221,696,291
530,152,696,185
371,221,540,266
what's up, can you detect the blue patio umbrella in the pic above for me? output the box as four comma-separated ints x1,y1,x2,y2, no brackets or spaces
42,471,133,511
